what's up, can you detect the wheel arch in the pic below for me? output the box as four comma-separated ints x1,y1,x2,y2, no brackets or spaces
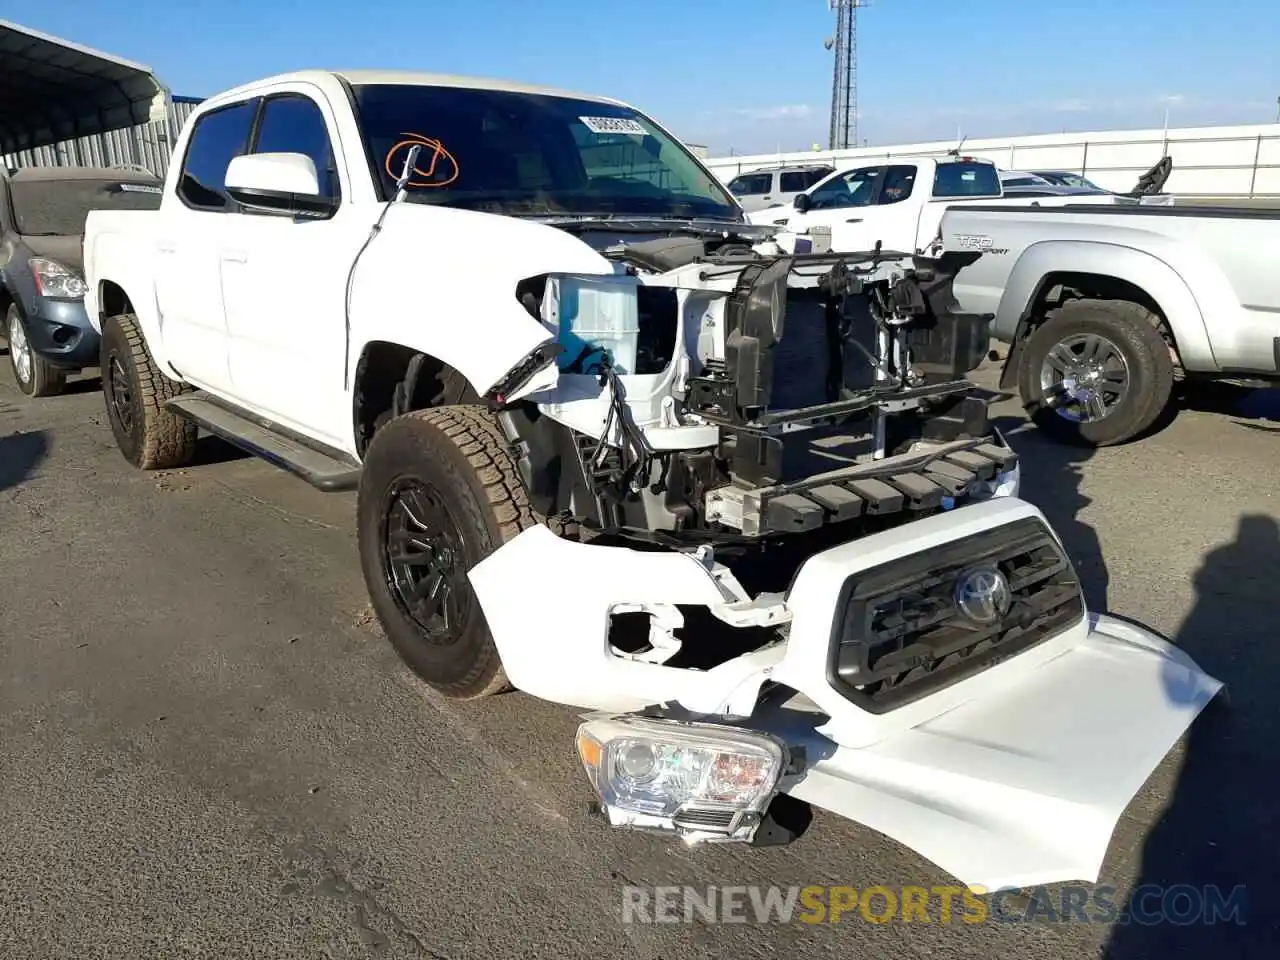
350,340,480,457
995,242,1214,389
98,279,134,321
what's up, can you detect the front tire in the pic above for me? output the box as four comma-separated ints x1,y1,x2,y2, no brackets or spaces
100,313,197,469
357,405,539,699
1018,299,1174,447
6,304,66,398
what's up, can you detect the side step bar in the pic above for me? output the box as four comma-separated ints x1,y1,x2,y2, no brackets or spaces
166,393,361,492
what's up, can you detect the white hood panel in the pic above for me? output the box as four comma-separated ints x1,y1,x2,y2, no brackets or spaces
759,613,1222,890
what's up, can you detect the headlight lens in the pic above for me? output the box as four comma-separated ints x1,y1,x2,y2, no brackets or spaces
29,257,87,299
576,716,787,843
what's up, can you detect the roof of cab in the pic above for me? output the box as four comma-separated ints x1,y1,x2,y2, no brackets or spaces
204,69,627,110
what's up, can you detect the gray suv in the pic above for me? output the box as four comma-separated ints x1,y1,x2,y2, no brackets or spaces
1,166,162,396
725,163,834,213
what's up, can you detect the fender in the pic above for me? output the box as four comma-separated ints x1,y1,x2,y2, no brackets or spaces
993,239,1217,389
347,203,615,400
83,220,182,379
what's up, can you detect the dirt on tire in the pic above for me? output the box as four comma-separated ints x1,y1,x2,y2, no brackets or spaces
100,313,197,470
356,404,540,700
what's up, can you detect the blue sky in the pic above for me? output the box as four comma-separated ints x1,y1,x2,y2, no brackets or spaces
7,0,1278,154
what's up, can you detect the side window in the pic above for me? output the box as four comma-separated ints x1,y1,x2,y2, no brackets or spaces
805,167,834,189
779,171,809,193
808,167,881,211
877,165,917,205
728,173,772,196
177,100,258,211
253,94,340,200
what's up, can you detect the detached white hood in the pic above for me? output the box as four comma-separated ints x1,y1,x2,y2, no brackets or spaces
759,613,1221,890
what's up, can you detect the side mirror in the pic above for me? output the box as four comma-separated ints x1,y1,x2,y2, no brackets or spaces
225,153,336,217
793,193,811,213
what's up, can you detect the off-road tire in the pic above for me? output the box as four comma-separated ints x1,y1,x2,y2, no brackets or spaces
357,404,539,699
6,303,67,397
100,313,197,469
1018,299,1174,447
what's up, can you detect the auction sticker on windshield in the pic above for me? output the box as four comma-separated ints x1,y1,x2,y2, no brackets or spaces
580,116,646,136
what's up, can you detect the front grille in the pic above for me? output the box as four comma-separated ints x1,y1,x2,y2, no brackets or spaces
828,516,1084,713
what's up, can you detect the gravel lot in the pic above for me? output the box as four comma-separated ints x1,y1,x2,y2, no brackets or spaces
1,358,1277,959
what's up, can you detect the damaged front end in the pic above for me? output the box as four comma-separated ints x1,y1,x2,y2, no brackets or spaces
468,228,1223,890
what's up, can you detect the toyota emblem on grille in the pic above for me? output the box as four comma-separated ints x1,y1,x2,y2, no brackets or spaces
954,566,1013,624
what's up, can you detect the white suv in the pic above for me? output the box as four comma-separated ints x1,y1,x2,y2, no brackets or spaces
725,164,834,213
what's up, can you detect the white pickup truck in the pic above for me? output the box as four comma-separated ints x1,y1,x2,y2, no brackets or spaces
83,69,1221,892
746,154,1139,256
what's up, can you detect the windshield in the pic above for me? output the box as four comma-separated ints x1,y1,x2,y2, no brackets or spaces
351,83,740,221
9,177,163,236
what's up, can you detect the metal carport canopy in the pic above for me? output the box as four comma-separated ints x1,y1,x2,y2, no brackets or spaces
0,18,167,156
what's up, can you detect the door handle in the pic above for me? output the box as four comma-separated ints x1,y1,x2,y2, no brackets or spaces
845,217,863,223
222,249,248,263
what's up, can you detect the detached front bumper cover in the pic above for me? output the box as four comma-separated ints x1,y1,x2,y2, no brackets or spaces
470,498,1223,890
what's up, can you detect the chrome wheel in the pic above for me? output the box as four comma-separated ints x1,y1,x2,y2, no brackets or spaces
8,311,32,385
1038,333,1130,423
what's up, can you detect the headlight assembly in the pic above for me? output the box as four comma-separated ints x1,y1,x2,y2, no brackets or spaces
29,258,87,300
576,716,788,844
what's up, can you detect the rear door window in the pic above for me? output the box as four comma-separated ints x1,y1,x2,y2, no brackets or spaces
805,167,834,188
877,165,917,205
177,100,259,212
728,173,773,196
779,171,808,193
780,168,836,192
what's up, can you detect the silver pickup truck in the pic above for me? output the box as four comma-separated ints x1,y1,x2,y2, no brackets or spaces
940,204,1280,445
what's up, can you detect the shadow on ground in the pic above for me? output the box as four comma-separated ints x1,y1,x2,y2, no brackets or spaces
992,414,1108,610
1179,382,1280,434
1102,514,1280,957
56,375,105,396
996,400,1276,956
0,428,49,492
191,434,250,466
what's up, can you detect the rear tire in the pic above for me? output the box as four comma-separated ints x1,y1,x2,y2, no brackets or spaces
6,304,66,398
1018,299,1174,447
100,313,197,469
356,404,539,699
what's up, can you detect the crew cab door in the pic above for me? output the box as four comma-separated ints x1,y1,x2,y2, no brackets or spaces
826,163,921,253
216,86,365,447
153,98,260,393
772,165,921,253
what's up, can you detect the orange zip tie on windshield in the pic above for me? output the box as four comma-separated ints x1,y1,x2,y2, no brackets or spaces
384,133,459,188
